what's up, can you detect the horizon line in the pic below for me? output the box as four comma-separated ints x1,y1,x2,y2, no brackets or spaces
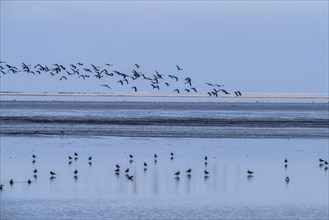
1,92,328,99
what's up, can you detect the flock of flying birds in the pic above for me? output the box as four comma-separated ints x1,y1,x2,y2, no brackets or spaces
0,61,242,97
0,152,327,191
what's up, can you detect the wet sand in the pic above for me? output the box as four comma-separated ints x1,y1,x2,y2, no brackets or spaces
0,136,328,219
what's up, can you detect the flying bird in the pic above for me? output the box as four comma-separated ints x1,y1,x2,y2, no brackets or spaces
220,89,230,95
190,87,197,93
176,65,183,71
234,91,242,97
101,84,111,89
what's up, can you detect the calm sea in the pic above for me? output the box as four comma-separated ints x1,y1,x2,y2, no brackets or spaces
1,101,328,138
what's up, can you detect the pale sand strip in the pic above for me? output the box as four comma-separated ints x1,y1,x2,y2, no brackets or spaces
0,92,328,99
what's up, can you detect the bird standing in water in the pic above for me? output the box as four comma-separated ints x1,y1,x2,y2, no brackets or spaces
285,177,290,183
247,170,254,175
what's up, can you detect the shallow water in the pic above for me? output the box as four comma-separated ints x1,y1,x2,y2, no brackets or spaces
1,101,328,219
1,101,328,138
1,137,328,219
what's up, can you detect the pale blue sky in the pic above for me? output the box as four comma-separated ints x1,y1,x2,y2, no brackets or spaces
0,1,328,94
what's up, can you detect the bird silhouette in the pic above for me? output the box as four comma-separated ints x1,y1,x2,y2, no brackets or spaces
151,84,160,90
247,170,254,175
234,91,242,97
285,176,290,183
131,87,137,92
176,65,183,71
78,75,86,80
190,87,197,93
220,89,230,95
101,84,111,89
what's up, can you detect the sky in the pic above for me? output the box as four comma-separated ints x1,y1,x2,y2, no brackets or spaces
0,0,328,95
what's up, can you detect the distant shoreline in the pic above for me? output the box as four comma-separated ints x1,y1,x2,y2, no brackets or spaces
0,92,328,99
